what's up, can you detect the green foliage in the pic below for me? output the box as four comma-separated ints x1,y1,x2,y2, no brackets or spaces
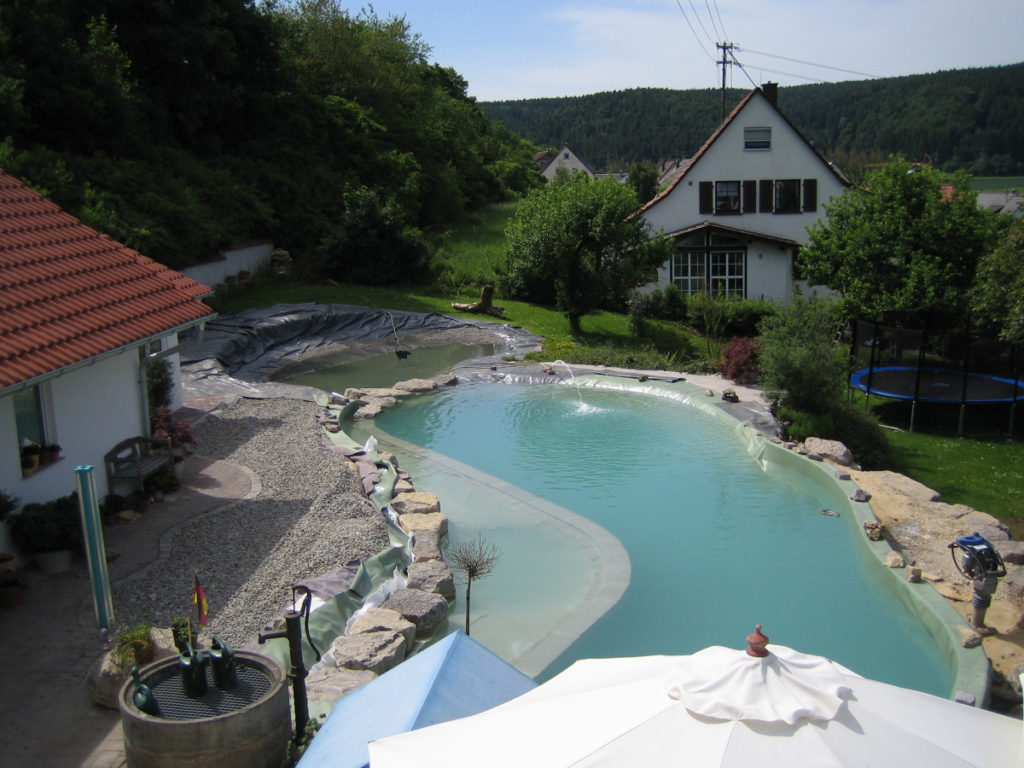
627,162,659,204
798,160,997,324
500,173,671,332
779,404,891,470
146,357,174,413
112,622,153,671
757,297,846,413
0,0,540,273
9,493,82,553
481,64,1024,174
641,285,688,322
971,216,1024,344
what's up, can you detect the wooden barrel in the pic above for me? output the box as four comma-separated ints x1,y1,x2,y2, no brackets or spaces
120,651,291,768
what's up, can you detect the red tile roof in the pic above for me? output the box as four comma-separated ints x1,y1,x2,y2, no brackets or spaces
0,170,214,390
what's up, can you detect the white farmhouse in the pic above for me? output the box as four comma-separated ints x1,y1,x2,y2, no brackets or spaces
640,84,848,302
0,170,214,527
535,144,596,182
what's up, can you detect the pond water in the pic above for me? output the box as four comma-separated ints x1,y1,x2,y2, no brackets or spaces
363,379,953,696
277,342,494,391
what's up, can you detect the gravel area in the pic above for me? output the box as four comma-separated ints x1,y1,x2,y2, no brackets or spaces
110,397,389,647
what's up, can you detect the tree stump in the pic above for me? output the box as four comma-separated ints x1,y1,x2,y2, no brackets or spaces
452,284,505,317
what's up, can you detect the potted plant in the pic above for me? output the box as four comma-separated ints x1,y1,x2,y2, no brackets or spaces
9,492,82,573
171,616,193,653
0,489,20,575
112,622,155,670
129,489,151,514
0,567,25,609
144,469,180,502
42,444,61,465
151,406,196,458
20,443,41,476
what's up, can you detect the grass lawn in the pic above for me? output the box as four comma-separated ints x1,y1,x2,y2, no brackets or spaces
970,176,1024,194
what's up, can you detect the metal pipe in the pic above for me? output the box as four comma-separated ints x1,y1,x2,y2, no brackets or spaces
258,610,310,741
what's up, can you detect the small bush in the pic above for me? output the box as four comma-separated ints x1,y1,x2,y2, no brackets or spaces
716,336,762,384
627,294,647,338
779,404,891,470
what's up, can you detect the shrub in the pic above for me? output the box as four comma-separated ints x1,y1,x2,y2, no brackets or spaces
627,293,647,338
716,336,762,384
757,297,846,413
778,404,891,470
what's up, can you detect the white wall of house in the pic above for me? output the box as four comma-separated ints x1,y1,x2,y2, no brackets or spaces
182,241,273,291
643,96,846,245
0,347,145,512
542,147,594,181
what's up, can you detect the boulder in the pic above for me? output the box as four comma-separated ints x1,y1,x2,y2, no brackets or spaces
381,588,449,638
394,378,440,394
410,529,444,562
867,471,942,503
803,438,854,467
907,566,922,583
392,477,416,495
884,551,906,568
850,488,872,502
326,630,407,675
347,607,416,649
305,667,377,707
392,493,442,516
721,389,739,403
407,560,456,600
863,520,883,541
997,540,1024,565
398,510,448,537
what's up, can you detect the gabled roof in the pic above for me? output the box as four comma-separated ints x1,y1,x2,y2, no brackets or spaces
662,220,802,248
538,144,596,176
0,170,214,391
641,87,849,214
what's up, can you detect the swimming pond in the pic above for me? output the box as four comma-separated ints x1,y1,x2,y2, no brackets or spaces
357,377,953,697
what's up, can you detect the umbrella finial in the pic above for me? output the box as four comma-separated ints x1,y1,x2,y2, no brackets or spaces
746,624,770,657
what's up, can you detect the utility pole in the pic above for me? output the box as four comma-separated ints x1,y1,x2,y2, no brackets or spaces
716,42,733,123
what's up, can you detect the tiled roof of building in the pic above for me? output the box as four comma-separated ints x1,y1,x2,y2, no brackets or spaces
0,170,214,390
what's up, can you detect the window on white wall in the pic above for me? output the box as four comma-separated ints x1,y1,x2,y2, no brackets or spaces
744,127,771,150
715,181,741,214
13,386,47,448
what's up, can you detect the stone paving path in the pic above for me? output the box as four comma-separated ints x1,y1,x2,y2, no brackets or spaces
0,455,254,768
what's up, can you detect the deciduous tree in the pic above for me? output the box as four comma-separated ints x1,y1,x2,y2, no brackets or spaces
798,160,996,325
501,173,670,333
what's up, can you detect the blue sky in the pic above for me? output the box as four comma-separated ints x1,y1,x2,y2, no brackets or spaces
360,0,1024,102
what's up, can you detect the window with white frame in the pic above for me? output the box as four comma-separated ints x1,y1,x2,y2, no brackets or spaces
709,251,745,297
671,250,706,294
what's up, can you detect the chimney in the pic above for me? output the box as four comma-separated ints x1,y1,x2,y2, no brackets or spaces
761,82,778,106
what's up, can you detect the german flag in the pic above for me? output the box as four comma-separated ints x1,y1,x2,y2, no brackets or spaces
193,574,208,627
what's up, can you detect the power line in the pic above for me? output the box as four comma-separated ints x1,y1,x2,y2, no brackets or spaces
709,0,728,41
674,0,715,61
733,46,882,79
686,0,717,47
704,0,722,40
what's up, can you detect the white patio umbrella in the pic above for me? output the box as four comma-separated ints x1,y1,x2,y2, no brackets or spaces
368,626,1022,767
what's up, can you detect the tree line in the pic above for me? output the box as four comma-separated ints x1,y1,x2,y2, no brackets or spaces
0,0,540,278
481,63,1024,179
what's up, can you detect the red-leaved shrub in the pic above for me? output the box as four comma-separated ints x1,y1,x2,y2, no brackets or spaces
716,336,762,385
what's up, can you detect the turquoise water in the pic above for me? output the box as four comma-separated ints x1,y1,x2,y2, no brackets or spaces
372,380,953,696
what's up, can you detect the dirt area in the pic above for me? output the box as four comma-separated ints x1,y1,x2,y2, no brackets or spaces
850,470,1024,689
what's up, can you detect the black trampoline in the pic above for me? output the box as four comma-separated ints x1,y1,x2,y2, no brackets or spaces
850,319,1023,435
850,366,1024,404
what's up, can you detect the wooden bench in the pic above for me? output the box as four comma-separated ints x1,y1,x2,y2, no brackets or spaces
104,436,174,494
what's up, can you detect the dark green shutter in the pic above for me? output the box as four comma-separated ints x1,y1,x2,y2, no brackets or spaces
759,180,773,213
699,181,713,214
803,179,817,212
742,180,756,213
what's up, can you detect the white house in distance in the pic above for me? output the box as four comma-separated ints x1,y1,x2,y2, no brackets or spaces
535,144,595,182
640,83,849,302
0,170,214,525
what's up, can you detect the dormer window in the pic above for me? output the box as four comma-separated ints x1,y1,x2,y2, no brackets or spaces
744,127,771,150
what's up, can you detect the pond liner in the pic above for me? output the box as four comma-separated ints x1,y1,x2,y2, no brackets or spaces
180,303,544,400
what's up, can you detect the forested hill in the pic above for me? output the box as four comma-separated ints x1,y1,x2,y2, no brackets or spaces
481,63,1024,177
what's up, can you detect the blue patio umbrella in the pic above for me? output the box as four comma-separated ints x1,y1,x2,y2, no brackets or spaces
297,630,536,768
